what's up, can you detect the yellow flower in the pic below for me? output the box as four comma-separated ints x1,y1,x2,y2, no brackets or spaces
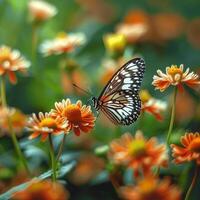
39,32,86,56
140,90,167,121
120,176,181,200
103,33,126,53
27,112,68,141
0,106,27,136
108,131,168,177
171,132,200,165
28,0,57,21
51,99,96,136
152,64,200,92
0,45,30,84
13,180,69,200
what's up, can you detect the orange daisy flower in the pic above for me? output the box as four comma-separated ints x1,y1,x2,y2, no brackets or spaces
0,106,27,136
120,176,181,200
51,99,96,136
140,90,167,121
171,132,200,164
0,45,30,84
108,131,168,177
152,64,200,92
28,0,57,22
27,112,68,141
13,180,69,200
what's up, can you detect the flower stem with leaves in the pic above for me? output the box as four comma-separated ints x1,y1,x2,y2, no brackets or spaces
0,77,30,174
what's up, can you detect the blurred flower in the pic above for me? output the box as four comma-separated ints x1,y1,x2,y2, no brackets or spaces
28,0,57,22
75,0,115,23
0,45,30,84
69,153,105,185
171,132,200,164
13,180,69,200
27,112,68,141
108,131,168,177
39,32,86,56
116,24,148,44
51,99,96,136
152,13,186,41
187,18,200,49
103,33,126,53
61,69,89,96
140,90,167,121
120,176,181,200
175,91,196,123
0,106,27,136
152,64,200,92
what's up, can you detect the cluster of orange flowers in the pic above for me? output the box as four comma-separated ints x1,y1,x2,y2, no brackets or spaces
27,99,96,141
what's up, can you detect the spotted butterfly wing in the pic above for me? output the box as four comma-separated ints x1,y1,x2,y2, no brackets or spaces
92,57,145,125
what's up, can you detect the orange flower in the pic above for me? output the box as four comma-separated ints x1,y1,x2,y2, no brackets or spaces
39,32,86,56
0,107,27,136
171,132,200,164
0,45,30,84
140,90,167,121
152,64,200,92
108,131,168,177
69,153,105,185
13,180,69,200
28,0,57,22
51,99,96,136
120,176,181,200
27,112,68,141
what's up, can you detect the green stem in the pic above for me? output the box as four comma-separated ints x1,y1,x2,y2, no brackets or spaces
166,87,177,144
31,23,38,64
49,134,57,182
56,133,67,162
1,77,30,174
185,165,199,200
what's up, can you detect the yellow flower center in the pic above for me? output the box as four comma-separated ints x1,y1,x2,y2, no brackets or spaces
56,32,67,39
139,178,157,195
128,139,146,157
167,65,183,83
64,105,82,123
139,90,152,103
0,49,12,67
189,137,200,153
39,117,57,129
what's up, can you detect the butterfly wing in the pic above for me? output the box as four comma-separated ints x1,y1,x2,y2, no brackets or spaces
98,58,145,125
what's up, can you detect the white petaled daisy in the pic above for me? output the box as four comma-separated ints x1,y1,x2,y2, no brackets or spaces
0,45,30,84
39,32,86,56
28,0,57,21
152,64,200,92
27,112,68,141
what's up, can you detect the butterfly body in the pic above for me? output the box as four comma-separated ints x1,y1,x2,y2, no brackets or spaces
92,58,145,125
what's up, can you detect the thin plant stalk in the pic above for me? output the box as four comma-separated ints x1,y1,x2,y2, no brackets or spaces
166,87,177,144
185,165,199,200
56,133,67,162
1,77,30,174
31,22,38,64
49,134,57,182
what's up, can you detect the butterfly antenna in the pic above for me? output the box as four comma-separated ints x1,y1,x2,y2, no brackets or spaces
72,83,92,96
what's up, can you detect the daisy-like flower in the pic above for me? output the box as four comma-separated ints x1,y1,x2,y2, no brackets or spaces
51,99,96,136
108,131,168,177
39,32,86,56
13,180,69,200
0,45,30,84
27,112,68,141
139,90,167,121
0,106,27,136
152,64,200,92
28,0,57,22
120,176,181,200
171,132,200,164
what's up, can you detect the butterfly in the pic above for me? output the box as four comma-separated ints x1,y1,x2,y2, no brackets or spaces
91,57,145,125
